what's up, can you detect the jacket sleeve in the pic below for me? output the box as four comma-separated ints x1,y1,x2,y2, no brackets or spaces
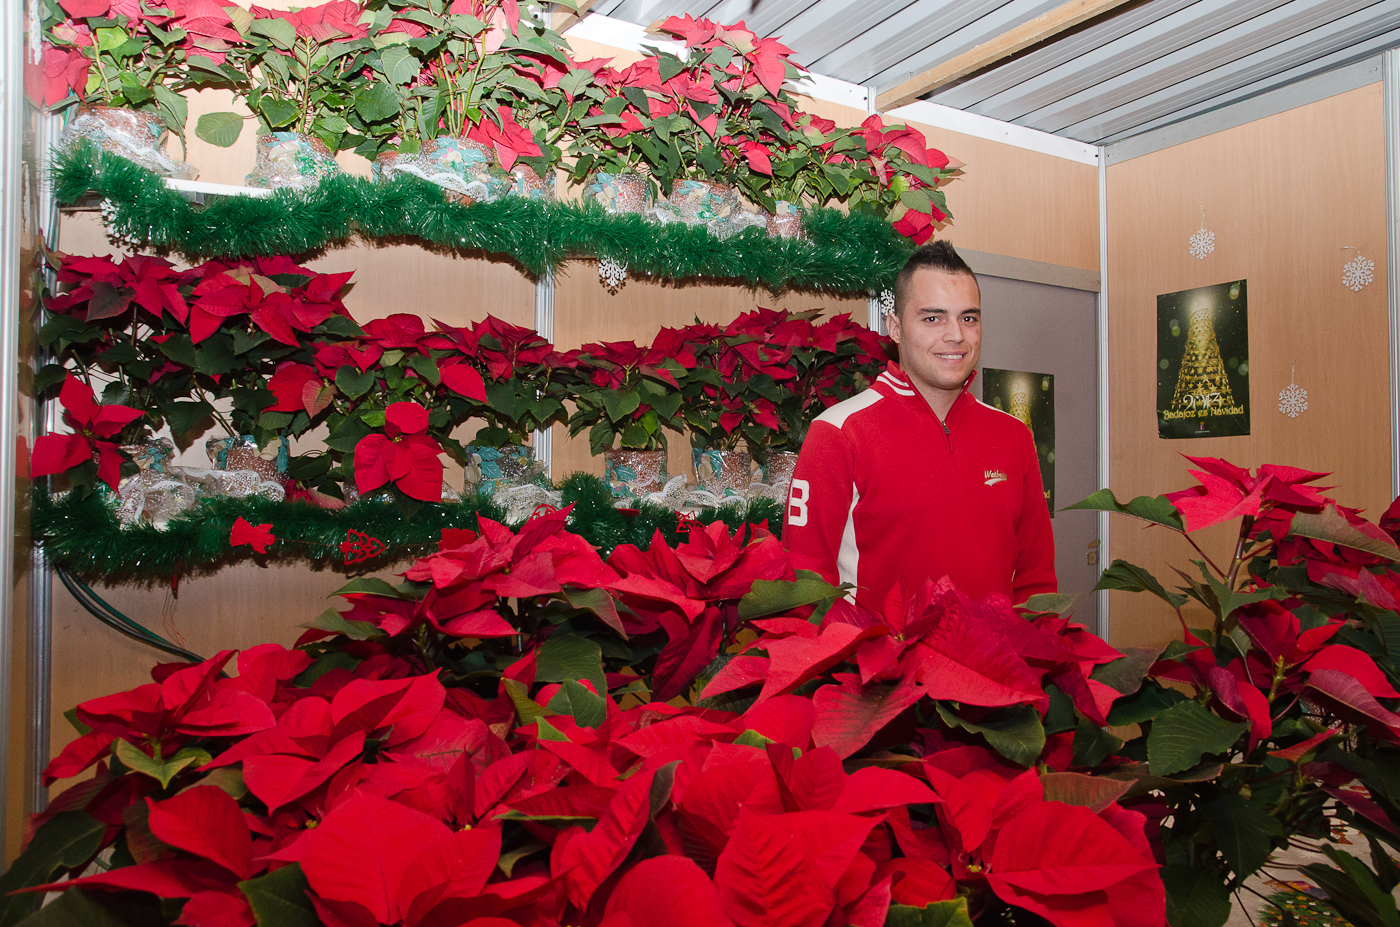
782,420,855,587
1011,432,1057,604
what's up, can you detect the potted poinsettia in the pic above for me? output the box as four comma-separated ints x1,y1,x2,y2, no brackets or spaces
356,0,574,203
677,310,796,497
565,57,659,214
37,250,249,498
287,311,477,507
844,113,961,244
423,315,571,493
749,112,870,237
194,0,375,188
564,330,693,497
639,16,804,227
41,0,218,176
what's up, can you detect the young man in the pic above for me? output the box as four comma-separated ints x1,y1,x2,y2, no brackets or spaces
783,241,1056,608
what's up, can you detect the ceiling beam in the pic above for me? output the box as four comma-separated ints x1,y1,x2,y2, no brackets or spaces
553,0,598,34
875,0,1137,111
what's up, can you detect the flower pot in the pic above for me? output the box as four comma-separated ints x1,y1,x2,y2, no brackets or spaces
61,106,196,179
693,448,753,498
114,438,199,527
501,164,555,201
206,436,285,483
247,132,340,190
766,201,805,238
657,180,739,225
121,437,175,474
373,137,495,204
603,448,668,499
465,444,539,495
583,172,653,214
761,451,799,499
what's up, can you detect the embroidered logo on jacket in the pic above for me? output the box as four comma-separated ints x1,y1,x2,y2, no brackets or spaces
984,469,1008,486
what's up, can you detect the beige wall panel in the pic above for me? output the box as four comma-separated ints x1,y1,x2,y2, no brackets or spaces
894,118,1099,272
56,210,113,257
301,247,536,327
550,263,867,481
1105,84,1388,649
565,35,645,69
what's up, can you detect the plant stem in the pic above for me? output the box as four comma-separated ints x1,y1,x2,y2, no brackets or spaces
199,387,237,438
1225,515,1256,594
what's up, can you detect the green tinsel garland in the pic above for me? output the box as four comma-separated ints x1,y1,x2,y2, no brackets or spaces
55,146,914,294
34,473,784,585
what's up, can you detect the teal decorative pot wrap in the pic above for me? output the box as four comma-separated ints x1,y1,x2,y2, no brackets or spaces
603,449,667,499
693,448,753,497
583,172,652,214
248,132,341,190
465,444,538,495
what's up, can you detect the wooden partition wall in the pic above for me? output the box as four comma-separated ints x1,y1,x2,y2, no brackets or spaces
1104,83,1391,649
44,29,1104,784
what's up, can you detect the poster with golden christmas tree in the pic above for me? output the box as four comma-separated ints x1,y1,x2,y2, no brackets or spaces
981,368,1055,514
1157,279,1249,439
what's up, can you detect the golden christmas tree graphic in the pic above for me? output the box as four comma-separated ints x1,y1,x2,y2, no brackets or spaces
1169,306,1236,416
1010,389,1033,435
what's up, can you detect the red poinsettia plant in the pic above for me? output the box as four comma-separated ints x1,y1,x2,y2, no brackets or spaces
423,314,572,449
193,0,376,153
9,498,1195,927
564,330,695,453
845,114,961,244
28,373,145,493
36,0,232,135
566,14,806,202
674,306,892,461
353,0,575,175
676,308,799,458
1068,455,1400,927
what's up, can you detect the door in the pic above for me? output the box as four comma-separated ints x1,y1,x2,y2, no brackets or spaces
973,275,1101,635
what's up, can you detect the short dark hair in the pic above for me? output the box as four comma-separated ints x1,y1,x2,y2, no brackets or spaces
893,241,977,318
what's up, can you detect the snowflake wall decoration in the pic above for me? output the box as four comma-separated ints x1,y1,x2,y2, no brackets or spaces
598,255,628,291
1188,206,1214,260
1278,363,1308,419
879,289,895,316
1342,247,1374,292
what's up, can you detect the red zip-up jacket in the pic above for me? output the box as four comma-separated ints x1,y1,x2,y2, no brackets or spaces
783,363,1056,608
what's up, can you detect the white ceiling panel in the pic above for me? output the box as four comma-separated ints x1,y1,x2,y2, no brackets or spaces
943,0,1296,121
1006,0,1393,133
1056,7,1400,139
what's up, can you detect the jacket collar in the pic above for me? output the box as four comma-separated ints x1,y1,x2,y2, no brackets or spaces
876,362,977,416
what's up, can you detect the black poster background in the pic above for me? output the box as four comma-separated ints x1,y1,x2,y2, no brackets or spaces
982,367,1055,515
1156,279,1250,439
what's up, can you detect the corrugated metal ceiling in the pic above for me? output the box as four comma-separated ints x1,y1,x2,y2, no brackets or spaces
587,0,1400,144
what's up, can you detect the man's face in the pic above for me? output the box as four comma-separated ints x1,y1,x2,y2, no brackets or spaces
887,269,982,407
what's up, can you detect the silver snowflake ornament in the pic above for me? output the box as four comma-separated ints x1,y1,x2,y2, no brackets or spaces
598,255,628,290
1188,226,1214,260
1343,253,1374,292
1278,364,1308,419
879,289,895,316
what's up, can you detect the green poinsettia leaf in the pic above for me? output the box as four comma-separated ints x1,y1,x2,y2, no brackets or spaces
1146,701,1247,777
195,111,243,147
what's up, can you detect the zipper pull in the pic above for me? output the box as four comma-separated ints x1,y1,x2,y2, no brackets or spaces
942,420,950,435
